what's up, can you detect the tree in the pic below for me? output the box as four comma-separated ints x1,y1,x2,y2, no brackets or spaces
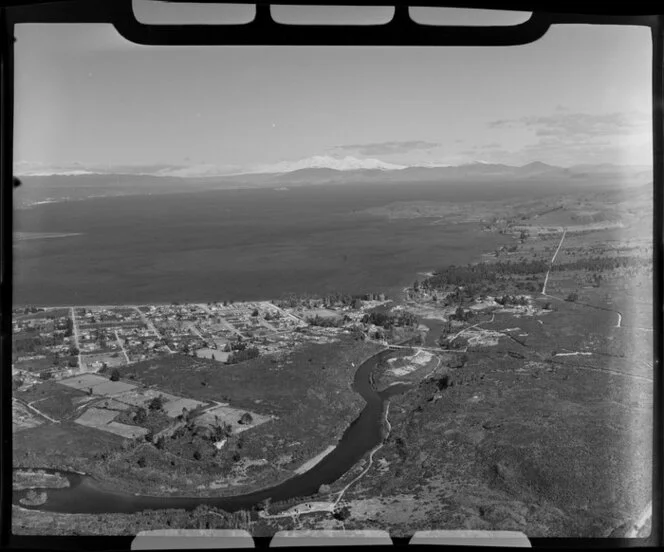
238,412,253,425
333,505,351,521
350,326,365,341
148,395,164,412
193,450,202,461
110,369,121,382
257,498,271,513
137,456,147,468
39,371,52,380
69,346,79,356
566,292,579,302
135,407,147,424
227,347,260,365
251,308,259,317
454,306,466,322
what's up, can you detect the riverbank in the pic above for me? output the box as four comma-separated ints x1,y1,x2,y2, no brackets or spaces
294,446,336,475
13,469,70,491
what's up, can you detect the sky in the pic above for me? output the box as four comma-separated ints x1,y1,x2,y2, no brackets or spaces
13,3,653,176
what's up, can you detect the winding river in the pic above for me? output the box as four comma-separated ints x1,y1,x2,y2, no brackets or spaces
13,349,411,515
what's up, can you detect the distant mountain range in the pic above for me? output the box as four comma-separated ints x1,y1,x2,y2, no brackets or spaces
13,158,653,209
216,160,652,187
15,156,652,182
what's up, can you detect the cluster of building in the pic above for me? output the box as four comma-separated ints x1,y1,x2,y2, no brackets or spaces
12,297,397,383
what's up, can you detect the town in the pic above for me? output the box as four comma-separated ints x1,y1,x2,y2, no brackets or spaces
12,293,397,384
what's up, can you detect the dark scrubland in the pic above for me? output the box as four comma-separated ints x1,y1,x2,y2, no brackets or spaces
308,299,651,537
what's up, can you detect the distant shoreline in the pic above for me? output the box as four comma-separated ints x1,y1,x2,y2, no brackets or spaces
14,232,83,241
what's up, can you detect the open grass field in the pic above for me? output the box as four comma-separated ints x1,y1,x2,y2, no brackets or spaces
14,308,70,320
103,421,150,439
14,381,90,421
193,348,229,362
12,401,43,432
161,397,207,418
59,374,136,395
13,356,58,373
195,404,272,433
111,388,180,408
13,421,124,472
80,352,127,369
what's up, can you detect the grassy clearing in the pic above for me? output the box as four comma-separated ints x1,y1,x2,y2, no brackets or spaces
13,356,58,374
14,382,90,421
13,421,124,472
12,505,256,536
12,402,43,432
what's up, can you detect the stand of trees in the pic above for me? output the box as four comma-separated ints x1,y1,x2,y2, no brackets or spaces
495,295,529,306
227,347,259,365
423,255,650,293
306,315,343,328
275,291,386,309
362,310,418,329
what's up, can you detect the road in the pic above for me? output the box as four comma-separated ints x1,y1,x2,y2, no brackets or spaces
448,313,495,344
540,228,623,328
263,301,309,326
70,307,83,371
187,322,205,341
197,303,247,340
133,307,174,354
115,330,130,364
541,227,566,295
15,397,60,424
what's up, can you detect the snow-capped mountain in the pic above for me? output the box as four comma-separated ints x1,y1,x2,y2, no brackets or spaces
153,164,245,178
250,155,407,174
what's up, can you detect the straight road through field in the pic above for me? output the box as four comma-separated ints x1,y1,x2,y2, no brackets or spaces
15,397,60,424
115,330,130,364
540,228,623,328
541,227,566,295
70,307,83,371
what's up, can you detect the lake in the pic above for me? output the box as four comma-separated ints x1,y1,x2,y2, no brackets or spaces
13,180,515,307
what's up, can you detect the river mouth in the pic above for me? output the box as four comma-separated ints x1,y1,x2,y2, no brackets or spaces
13,349,412,515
